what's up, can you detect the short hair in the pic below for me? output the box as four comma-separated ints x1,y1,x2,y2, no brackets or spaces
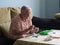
21,6,33,19
21,6,30,13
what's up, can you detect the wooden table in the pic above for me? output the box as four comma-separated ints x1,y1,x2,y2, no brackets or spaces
13,30,60,45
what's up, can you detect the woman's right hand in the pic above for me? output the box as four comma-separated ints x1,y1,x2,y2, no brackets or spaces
29,25,39,34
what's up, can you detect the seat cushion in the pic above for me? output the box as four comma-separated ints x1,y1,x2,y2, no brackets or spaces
10,7,21,19
0,7,11,37
0,8,11,23
55,13,60,19
0,22,11,37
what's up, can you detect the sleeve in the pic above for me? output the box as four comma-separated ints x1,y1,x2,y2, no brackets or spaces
9,18,23,39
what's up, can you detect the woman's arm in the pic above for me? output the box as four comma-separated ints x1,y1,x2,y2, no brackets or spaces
27,25,39,34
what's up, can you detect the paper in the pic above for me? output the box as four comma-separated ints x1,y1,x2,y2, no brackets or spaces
48,30,60,37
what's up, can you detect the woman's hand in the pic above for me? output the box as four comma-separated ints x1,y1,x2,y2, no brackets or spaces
21,25,39,37
29,25,39,34
34,27,39,33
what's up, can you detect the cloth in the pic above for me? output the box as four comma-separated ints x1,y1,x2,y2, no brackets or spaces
9,15,32,39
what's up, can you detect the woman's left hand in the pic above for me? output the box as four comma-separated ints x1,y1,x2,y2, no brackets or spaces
34,27,39,33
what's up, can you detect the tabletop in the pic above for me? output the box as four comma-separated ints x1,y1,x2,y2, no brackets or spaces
13,29,60,45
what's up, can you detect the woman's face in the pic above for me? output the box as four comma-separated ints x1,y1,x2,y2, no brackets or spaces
21,9,30,19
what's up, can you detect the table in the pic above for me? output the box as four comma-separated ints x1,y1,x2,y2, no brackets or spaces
13,30,60,45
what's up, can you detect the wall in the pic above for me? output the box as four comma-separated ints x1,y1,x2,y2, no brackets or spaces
40,0,59,18
59,0,60,11
0,0,59,18
46,0,59,18
0,0,40,17
40,0,46,18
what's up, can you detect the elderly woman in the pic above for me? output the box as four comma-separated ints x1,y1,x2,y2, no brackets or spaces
9,6,39,40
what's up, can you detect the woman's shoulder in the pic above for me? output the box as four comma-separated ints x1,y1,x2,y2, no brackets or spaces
11,15,21,22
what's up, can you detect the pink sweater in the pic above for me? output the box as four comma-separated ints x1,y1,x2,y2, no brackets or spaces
9,15,32,39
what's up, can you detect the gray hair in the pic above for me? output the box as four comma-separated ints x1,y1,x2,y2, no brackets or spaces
21,6,33,19
21,6,31,13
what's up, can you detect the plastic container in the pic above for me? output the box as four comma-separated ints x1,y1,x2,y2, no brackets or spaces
38,30,53,35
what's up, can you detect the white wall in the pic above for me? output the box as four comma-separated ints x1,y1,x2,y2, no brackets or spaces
40,0,59,18
0,0,59,18
0,0,40,17
46,0,59,18
40,0,46,18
